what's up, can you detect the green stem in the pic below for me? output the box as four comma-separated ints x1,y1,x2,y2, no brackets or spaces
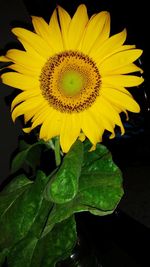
54,137,61,167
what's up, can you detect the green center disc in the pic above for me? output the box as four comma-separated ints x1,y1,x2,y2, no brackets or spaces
61,70,84,97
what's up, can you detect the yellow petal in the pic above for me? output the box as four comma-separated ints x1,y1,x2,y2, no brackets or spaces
0,55,11,62
102,84,132,96
91,101,115,138
23,127,32,133
57,6,71,50
30,107,50,130
24,102,46,123
91,28,127,59
94,44,136,67
102,75,144,87
39,109,62,140
90,11,110,52
11,89,40,111
16,38,46,62
99,49,143,73
94,96,125,134
60,113,81,153
68,4,88,49
32,15,64,53
48,8,64,51
80,11,111,54
78,132,86,142
32,16,54,48
101,118,115,138
31,104,49,122
2,72,39,90
89,144,97,152
12,27,53,59
9,64,41,77
102,87,140,112
81,110,103,145
113,104,129,120
94,110,115,138
12,96,44,121
6,49,43,70
102,63,143,75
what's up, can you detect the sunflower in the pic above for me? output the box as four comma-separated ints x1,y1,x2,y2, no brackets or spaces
0,4,143,152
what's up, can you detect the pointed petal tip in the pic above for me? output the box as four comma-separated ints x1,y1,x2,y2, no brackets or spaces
136,49,143,58
11,27,21,36
75,4,88,15
1,73,6,82
11,112,17,123
139,76,144,84
11,27,17,33
103,11,110,18
56,4,65,12
109,132,115,139
56,4,66,17
31,15,43,21
89,144,96,152
140,69,144,74
123,27,127,36
11,27,25,36
79,3,87,8
98,10,110,21
11,103,14,112
23,127,32,133
134,104,140,113
100,10,110,16
31,15,37,21
0,55,11,62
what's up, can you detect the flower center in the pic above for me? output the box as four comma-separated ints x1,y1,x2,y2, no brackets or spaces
40,51,101,113
60,70,84,97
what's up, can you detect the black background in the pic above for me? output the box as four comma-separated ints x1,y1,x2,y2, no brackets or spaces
0,0,150,266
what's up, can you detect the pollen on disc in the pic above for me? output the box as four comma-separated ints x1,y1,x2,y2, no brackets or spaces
40,51,101,113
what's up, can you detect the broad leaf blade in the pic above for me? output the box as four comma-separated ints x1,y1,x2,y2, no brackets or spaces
7,216,77,267
31,216,77,267
8,236,38,267
0,171,48,250
11,141,44,173
46,140,83,204
1,174,33,194
0,174,33,218
42,143,124,237
11,150,28,173
7,191,53,267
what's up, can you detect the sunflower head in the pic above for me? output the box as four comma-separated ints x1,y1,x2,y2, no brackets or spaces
0,4,144,152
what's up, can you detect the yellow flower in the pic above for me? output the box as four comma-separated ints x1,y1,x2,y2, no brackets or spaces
0,5,143,152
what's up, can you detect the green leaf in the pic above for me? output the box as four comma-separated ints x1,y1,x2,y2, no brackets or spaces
82,141,116,173
7,216,77,267
11,141,44,173
42,142,124,237
0,174,33,218
18,140,30,151
26,144,43,171
7,197,52,267
0,171,49,250
31,216,77,267
0,141,123,267
11,149,28,173
45,140,84,204
1,174,33,194
8,235,38,267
